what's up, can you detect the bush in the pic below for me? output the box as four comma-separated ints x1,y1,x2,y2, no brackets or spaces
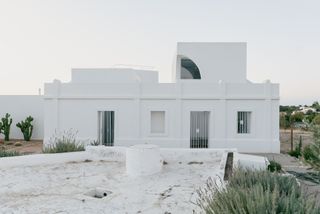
313,114,320,125
197,169,319,214
0,150,20,158
288,136,302,158
16,116,34,141
304,125,320,171
43,129,85,153
90,140,100,146
288,149,301,158
303,145,316,161
267,160,282,172
43,142,85,153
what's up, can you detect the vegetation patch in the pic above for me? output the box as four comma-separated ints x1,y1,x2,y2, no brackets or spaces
43,129,85,153
16,116,34,141
267,160,282,172
0,113,13,141
0,150,20,158
303,125,320,170
43,142,85,153
288,136,302,158
197,169,320,214
4,141,14,145
90,140,100,146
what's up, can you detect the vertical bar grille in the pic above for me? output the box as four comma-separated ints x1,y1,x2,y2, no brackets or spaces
99,111,115,146
237,111,251,134
190,111,209,148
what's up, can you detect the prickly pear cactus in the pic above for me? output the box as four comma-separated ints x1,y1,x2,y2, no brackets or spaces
16,116,34,141
0,113,13,141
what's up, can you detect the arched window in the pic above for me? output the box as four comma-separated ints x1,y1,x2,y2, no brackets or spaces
180,57,201,79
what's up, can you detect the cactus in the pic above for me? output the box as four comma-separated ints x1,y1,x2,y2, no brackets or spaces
0,113,13,141
16,116,34,141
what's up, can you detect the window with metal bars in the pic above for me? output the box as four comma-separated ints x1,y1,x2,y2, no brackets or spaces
237,111,251,134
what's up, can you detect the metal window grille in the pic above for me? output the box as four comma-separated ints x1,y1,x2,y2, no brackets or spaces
190,111,209,148
237,111,251,134
98,111,114,146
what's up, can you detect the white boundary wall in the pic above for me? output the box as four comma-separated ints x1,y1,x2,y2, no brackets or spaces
0,95,44,140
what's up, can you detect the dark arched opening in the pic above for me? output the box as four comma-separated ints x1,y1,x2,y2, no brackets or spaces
180,58,201,79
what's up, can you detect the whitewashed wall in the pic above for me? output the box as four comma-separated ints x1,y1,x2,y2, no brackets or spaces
44,81,279,153
42,43,280,153
0,96,44,140
175,42,247,83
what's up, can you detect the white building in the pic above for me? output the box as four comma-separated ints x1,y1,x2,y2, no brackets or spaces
43,42,280,153
298,106,317,114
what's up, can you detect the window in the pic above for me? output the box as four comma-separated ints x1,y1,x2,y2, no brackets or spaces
180,57,201,79
150,111,165,134
237,111,251,134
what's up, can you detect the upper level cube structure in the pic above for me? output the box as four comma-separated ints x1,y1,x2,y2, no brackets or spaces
174,42,247,83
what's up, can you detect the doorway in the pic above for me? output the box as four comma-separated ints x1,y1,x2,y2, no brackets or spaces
98,111,115,146
190,111,209,148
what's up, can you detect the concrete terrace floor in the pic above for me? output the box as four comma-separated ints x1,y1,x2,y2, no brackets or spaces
0,155,223,214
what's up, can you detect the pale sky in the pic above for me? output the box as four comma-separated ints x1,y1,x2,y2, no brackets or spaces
0,0,319,105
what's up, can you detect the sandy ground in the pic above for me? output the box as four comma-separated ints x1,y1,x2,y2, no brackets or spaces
0,140,43,154
280,129,313,153
0,155,223,214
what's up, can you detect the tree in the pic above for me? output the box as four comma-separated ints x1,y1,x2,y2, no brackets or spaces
288,112,305,151
305,112,317,124
279,105,299,115
280,113,290,129
290,112,304,123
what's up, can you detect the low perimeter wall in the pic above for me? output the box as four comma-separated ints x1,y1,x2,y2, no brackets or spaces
0,95,44,140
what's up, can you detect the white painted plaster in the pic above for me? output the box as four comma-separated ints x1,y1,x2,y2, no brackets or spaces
0,148,232,213
126,144,162,176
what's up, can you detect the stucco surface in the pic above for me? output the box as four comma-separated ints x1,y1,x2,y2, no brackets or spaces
0,150,224,213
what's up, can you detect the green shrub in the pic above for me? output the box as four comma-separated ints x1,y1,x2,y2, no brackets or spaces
288,149,301,158
16,116,34,141
90,140,100,146
0,113,13,141
303,145,316,161
197,169,319,214
304,125,320,171
43,129,85,153
288,136,303,158
267,160,282,172
43,142,85,153
0,150,20,158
